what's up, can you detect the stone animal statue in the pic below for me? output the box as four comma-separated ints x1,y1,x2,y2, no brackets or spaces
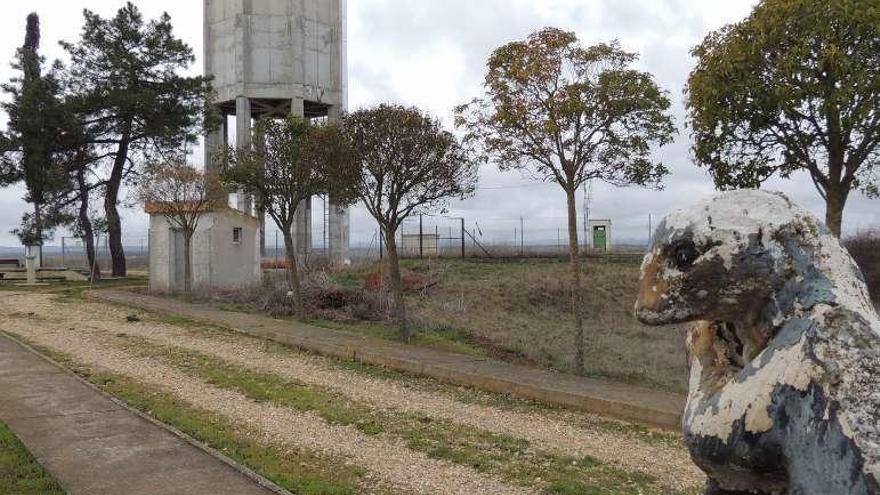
634,190,880,495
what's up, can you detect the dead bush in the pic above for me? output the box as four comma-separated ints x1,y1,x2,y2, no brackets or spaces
845,230,880,302
200,270,389,321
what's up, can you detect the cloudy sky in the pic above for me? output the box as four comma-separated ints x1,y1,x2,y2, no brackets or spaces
0,0,876,249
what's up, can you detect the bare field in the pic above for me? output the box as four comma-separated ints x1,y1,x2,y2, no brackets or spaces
325,258,690,393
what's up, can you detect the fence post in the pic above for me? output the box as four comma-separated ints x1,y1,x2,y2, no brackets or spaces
419,214,423,259
460,218,465,258
520,216,524,257
61,237,66,267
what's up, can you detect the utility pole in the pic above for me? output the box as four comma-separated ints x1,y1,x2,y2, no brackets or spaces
460,218,465,259
583,181,593,252
419,214,424,259
520,216,524,257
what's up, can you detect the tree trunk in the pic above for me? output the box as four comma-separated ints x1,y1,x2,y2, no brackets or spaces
104,184,126,277
76,166,100,281
33,202,43,266
33,202,42,243
283,230,304,314
183,232,193,295
105,123,132,277
566,186,586,374
384,227,409,343
825,186,848,239
259,207,266,258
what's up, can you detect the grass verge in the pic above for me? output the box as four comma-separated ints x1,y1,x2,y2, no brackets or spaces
0,422,65,495
58,290,684,449
118,336,687,495
6,334,377,495
309,318,488,357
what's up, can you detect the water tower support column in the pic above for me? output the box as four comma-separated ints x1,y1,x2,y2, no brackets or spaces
290,97,312,257
327,104,350,263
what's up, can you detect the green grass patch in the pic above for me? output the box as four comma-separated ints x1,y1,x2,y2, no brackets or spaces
0,422,65,495
4,333,376,495
336,356,683,449
118,337,682,494
95,373,367,495
121,338,385,436
309,319,488,357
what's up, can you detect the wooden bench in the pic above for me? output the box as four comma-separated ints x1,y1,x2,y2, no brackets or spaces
0,258,22,269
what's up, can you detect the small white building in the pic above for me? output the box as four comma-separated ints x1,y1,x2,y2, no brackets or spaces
589,219,613,251
148,206,262,294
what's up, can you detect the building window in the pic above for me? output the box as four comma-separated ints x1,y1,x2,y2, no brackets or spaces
233,227,242,245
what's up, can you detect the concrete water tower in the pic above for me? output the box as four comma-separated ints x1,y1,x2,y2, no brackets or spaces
203,0,349,262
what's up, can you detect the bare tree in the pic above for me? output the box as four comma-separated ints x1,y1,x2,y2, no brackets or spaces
138,161,213,295
219,116,358,313
343,104,478,342
456,28,675,373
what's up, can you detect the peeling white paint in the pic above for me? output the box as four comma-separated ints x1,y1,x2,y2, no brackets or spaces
686,334,822,440
639,189,880,491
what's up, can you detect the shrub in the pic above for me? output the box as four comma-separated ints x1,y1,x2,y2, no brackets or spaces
200,270,389,321
845,230,880,303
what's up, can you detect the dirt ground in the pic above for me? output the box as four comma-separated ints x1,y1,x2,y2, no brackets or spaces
0,291,704,495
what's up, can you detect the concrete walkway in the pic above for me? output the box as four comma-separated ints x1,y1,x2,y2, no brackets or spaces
92,289,686,429
0,334,278,495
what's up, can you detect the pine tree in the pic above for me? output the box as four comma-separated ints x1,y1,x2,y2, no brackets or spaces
1,13,73,246
62,3,216,276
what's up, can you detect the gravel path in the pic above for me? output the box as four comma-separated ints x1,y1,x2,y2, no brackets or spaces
1,294,533,495
1,293,704,491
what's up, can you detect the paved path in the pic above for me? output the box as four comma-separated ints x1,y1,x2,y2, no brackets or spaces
92,289,686,429
0,333,277,495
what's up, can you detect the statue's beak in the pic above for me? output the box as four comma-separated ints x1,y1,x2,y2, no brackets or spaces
634,254,669,326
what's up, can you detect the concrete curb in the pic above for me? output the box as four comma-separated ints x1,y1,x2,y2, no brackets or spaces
1,331,294,495
88,288,685,430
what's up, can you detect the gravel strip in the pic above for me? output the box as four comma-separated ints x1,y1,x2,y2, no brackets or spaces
3,293,703,490
1,300,534,495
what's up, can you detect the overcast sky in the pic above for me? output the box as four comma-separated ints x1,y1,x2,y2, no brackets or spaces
0,0,876,249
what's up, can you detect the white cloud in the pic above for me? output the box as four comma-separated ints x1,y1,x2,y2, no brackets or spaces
0,0,876,249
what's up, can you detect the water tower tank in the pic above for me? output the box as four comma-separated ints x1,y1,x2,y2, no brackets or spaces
203,0,349,262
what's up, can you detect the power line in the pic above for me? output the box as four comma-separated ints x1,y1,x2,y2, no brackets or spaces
476,183,557,191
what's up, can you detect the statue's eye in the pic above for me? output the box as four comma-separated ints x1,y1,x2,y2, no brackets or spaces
673,242,699,270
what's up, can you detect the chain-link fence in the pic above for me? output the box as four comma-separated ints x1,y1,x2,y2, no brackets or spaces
37,236,150,273
342,213,648,262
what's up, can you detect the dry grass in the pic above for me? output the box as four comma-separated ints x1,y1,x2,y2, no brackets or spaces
845,230,880,304
192,257,689,393
394,259,689,392
320,258,688,392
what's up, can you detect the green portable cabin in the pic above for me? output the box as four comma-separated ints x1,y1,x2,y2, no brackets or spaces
588,220,612,251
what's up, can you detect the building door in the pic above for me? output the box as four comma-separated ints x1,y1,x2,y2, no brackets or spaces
593,226,607,251
172,229,185,292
